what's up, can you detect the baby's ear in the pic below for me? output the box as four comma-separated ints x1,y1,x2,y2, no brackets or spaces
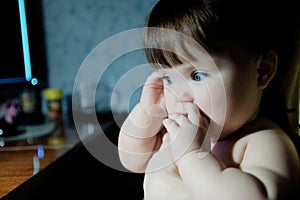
256,51,277,89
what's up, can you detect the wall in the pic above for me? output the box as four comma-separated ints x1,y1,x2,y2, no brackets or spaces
42,0,157,113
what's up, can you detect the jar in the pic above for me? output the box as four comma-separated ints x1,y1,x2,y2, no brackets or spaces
20,88,37,114
43,89,63,119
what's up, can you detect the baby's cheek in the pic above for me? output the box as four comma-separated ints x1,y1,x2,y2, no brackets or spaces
203,100,212,116
199,95,228,131
163,92,178,114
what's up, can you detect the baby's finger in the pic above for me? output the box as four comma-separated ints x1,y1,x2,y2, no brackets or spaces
144,71,164,86
163,118,179,134
168,113,190,127
181,103,201,126
166,123,200,160
149,103,168,119
161,131,170,148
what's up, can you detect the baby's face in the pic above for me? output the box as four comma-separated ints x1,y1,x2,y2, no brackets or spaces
156,49,261,140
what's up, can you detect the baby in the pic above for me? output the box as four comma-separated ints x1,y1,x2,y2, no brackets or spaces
118,0,300,199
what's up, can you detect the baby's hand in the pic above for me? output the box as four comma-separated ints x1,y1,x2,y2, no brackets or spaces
140,71,167,119
162,103,209,163
121,72,167,140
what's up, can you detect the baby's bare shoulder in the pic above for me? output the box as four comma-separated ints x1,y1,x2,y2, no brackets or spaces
233,120,299,177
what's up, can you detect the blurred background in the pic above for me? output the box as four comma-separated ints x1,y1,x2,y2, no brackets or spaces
42,0,157,114
0,0,157,120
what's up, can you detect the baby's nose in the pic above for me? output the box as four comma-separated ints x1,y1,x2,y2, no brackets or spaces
177,92,194,103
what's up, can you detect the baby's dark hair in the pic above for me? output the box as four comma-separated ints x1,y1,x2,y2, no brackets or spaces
143,0,300,142
144,0,298,65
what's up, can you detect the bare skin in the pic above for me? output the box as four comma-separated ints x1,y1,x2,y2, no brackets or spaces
118,48,300,199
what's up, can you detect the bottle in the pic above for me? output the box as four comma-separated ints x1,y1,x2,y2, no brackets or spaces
20,88,37,114
43,88,65,145
43,88,63,120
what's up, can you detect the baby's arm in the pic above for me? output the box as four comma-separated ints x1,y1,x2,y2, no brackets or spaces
118,72,167,173
165,109,300,199
176,133,300,200
118,103,164,173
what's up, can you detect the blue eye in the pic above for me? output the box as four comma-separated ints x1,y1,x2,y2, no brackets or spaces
162,75,173,85
192,71,206,82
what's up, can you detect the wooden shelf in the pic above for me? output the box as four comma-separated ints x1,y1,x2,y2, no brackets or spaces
0,146,72,198
0,115,80,198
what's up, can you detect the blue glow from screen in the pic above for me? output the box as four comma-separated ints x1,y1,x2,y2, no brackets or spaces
0,77,26,84
31,78,38,85
18,0,32,82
